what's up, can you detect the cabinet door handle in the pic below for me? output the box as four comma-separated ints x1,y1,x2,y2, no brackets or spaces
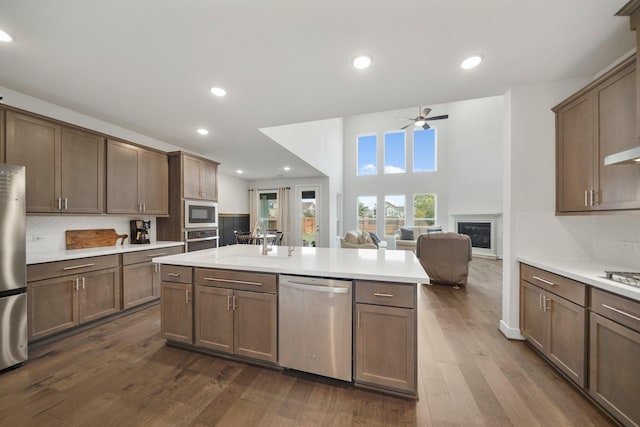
63,263,96,271
543,297,551,311
539,294,543,310
185,289,191,304
373,292,394,298
75,278,79,291
203,277,263,287
142,202,146,212
532,275,555,286
82,276,85,290
167,272,181,277
227,294,232,311
233,295,238,311
147,253,166,257
357,310,361,329
584,190,588,207
602,304,640,323
57,197,62,210
64,197,68,210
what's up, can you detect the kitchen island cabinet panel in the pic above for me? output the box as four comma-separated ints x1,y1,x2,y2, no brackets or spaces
194,285,233,353
355,303,416,394
161,282,193,344
234,290,277,363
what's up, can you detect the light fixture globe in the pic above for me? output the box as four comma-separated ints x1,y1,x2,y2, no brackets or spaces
460,55,482,70
352,55,372,70
210,87,227,97
0,30,12,42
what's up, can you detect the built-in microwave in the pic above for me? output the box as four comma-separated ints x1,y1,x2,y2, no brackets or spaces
184,199,218,228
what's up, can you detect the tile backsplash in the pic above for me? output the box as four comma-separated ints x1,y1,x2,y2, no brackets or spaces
27,216,157,253
592,214,640,268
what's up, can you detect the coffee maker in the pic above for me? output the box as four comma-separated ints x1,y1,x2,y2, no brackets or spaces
130,219,151,244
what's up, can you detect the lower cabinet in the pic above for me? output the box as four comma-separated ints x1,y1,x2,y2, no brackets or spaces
192,268,277,364
160,282,193,344
28,266,120,341
519,265,587,387
354,280,417,396
122,246,183,309
194,285,277,362
589,289,640,427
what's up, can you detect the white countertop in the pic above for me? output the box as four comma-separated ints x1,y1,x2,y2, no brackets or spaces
153,244,429,284
517,256,640,302
27,241,184,265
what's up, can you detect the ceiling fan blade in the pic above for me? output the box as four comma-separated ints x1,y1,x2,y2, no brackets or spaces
398,117,416,121
425,115,449,121
400,123,413,130
421,107,431,117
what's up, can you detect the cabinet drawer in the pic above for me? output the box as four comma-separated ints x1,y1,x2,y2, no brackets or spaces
194,268,276,293
355,280,416,309
28,254,119,282
520,264,586,306
161,265,193,284
591,288,640,333
123,245,183,265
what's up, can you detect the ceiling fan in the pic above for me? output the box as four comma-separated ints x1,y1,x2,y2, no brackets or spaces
399,107,449,130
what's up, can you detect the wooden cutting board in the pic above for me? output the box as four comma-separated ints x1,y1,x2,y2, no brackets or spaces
66,229,128,250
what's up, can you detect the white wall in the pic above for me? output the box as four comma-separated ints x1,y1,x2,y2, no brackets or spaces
217,173,249,214
342,96,504,256
260,118,343,247
248,177,330,247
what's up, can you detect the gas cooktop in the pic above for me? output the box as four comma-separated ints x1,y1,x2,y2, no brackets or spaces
605,271,640,288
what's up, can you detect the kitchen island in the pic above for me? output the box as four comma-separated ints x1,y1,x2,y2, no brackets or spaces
153,244,428,398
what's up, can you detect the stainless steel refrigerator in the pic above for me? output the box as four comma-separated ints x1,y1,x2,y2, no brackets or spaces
0,164,27,371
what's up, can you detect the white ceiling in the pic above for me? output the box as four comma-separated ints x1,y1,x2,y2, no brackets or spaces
0,1,634,180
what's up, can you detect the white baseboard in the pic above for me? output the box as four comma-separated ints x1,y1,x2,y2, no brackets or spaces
499,320,525,340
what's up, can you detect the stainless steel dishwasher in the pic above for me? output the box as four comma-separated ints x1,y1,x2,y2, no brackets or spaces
278,275,352,382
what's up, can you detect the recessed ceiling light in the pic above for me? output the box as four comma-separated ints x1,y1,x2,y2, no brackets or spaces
460,55,482,70
210,87,227,97
283,166,291,171
196,128,209,135
352,55,372,70
0,30,12,42
236,169,243,174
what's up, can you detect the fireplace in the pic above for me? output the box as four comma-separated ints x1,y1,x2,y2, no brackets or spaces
457,222,491,249
451,213,501,258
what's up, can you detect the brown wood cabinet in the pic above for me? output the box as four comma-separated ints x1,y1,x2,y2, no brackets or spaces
27,255,120,341
106,139,168,215
5,112,105,213
181,153,218,201
554,56,640,213
193,268,277,363
160,281,193,344
519,266,587,387
589,288,640,427
354,280,417,396
121,246,183,309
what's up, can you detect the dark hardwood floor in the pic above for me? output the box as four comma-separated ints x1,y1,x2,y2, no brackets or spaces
0,258,614,426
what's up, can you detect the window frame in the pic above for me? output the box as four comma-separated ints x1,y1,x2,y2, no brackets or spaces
412,127,437,173
357,195,378,233
413,193,437,227
356,133,378,176
383,194,406,236
383,130,406,174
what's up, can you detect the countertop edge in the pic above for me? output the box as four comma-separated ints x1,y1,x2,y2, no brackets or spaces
517,257,640,302
28,241,185,265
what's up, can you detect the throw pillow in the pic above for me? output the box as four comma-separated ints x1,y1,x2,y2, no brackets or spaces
345,230,359,244
369,232,380,248
358,231,370,244
399,228,414,240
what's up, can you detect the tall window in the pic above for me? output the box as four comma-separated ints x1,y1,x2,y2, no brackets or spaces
384,131,405,174
357,134,377,176
413,128,436,172
384,195,405,235
259,191,278,230
413,193,436,226
357,196,377,233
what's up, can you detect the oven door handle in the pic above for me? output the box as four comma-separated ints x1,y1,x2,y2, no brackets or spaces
186,236,219,242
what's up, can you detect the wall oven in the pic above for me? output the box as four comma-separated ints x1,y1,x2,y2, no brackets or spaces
185,200,218,228
185,228,219,252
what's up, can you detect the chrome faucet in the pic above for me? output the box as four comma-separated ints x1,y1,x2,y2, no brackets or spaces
283,231,295,256
253,220,270,255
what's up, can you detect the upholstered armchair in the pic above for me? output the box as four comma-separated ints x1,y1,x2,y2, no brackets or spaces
416,232,472,287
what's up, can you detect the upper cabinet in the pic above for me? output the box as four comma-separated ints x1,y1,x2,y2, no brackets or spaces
554,56,640,213
179,152,218,201
106,139,168,215
5,111,105,213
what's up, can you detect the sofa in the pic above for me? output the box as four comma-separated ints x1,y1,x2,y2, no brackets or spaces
416,232,472,287
340,230,387,249
394,225,443,251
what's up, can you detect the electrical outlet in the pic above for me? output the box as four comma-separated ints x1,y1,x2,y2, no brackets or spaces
31,235,44,241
